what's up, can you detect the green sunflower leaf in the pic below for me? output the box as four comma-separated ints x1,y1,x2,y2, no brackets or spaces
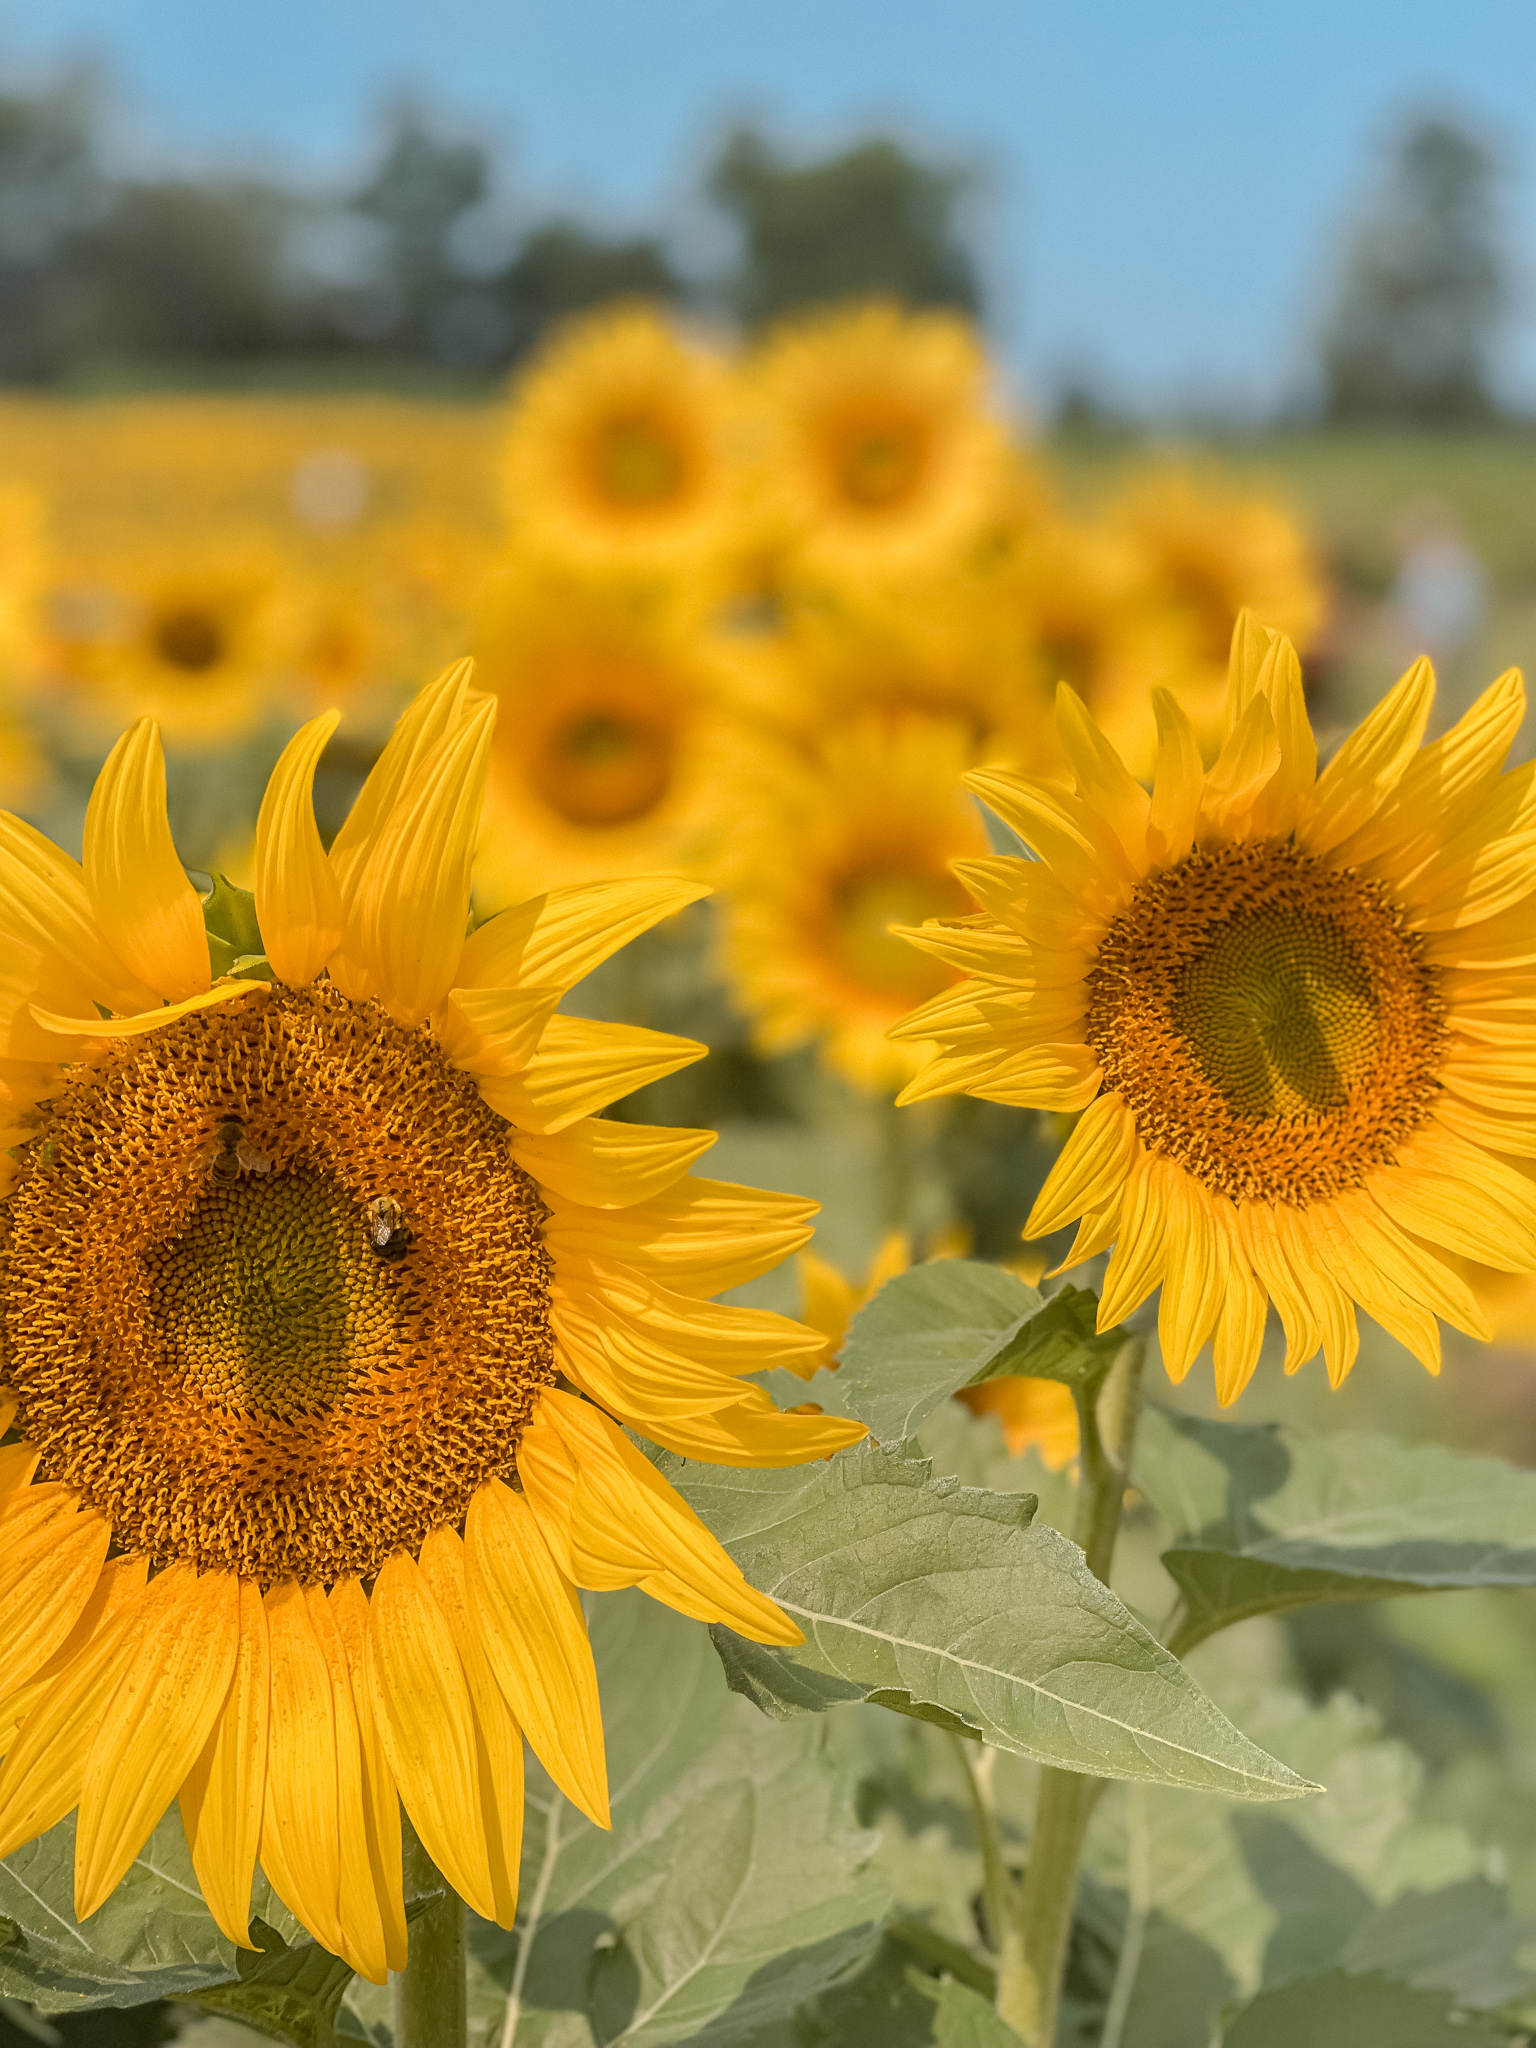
344,1592,885,2047
662,1440,1314,1801
196,870,266,982
828,1260,1122,1444
1219,1971,1501,2046
1135,1408,1536,1652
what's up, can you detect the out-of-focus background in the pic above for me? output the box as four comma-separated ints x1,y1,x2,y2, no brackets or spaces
5,12,1536,2019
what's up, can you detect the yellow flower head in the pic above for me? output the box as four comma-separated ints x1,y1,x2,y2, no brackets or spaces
740,301,1018,580
472,569,744,904
0,663,859,1975
894,614,1536,1402
58,549,282,752
798,1234,1079,1465
499,304,737,571
1107,467,1326,688
723,715,990,1092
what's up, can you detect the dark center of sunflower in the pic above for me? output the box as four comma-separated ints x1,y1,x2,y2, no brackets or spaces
833,863,969,1000
0,982,554,1585
1085,838,1445,1205
153,606,226,672
530,701,676,829
594,411,685,505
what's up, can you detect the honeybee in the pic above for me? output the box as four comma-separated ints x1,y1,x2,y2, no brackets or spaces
365,1195,410,1262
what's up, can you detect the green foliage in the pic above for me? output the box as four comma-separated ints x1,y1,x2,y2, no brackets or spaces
197,872,270,982
706,125,981,327
662,1440,1311,1798
1221,1972,1501,2046
830,1262,1120,1443
1136,1407,1536,1651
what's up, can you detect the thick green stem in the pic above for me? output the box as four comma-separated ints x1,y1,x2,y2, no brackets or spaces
394,1819,467,2048
995,1335,1146,2046
949,1733,1014,1956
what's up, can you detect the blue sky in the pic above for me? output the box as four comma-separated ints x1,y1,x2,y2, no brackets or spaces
4,0,1533,411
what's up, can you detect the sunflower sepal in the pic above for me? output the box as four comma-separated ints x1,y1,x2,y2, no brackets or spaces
194,870,264,983
826,1257,1124,1447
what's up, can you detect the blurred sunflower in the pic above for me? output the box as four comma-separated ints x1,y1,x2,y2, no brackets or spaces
472,569,745,904
895,615,1536,1401
1001,518,1191,779
740,301,1022,581
753,581,1049,766
0,487,52,808
0,662,859,1976
798,1234,1079,1464
58,550,282,752
1107,467,1325,693
500,304,737,573
723,715,988,1092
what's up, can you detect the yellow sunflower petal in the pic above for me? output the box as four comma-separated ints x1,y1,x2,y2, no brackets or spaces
1055,684,1150,869
480,1015,706,1134
965,769,1137,902
366,1551,497,1923
346,698,497,1027
464,1478,609,1830
1239,1202,1321,1374
1048,1193,1121,1277
545,1177,817,1300
1273,1205,1358,1386
329,1580,407,1973
1209,1205,1266,1405
328,658,477,900
1095,1151,1166,1329
256,711,345,987
0,814,158,1015
1338,668,1525,871
527,1390,802,1645
456,877,711,994
30,978,263,1040
436,985,561,1078
1145,689,1203,868
0,1570,149,1860
509,1117,716,1209
418,1527,525,1931
82,719,209,1003
260,1581,347,1959
0,1556,147,1760
307,1587,389,1985
1199,693,1282,837
178,1580,269,1952
0,1501,110,1702
629,1395,866,1466
1299,657,1435,855
1025,1091,1136,1239
892,917,1039,983
1157,1174,1224,1384
75,1566,239,1920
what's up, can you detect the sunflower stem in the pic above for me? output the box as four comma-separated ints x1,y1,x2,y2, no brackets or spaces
878,1090,914,1234
995,1334,1146,2046
394,1818,468,2048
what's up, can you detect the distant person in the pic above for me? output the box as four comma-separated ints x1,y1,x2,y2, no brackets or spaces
1389,497,1488,668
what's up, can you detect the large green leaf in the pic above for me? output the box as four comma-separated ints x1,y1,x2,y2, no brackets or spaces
830,1263,1120,1445
186,1924,358,2047
664,1441,1313,1801
1220,1971,1501,2046
1135,1409,1536,1651
349,1592,885,2048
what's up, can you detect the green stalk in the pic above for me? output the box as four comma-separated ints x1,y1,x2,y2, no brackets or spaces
879,1089,914,1235
995,1335,1146,2045
394,1819,467,2048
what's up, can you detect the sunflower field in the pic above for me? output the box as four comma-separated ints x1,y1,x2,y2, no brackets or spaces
2,300,1536,2048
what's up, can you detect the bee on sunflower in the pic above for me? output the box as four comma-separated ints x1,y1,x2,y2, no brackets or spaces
0,661,859,1981
738,301,1028,584
721,714,989,1093
893,614,1536,1401
499,304,738,576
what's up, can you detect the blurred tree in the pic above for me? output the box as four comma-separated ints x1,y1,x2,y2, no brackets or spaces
349,100,494,358
0,70,109,380
706,125,982,326
497,219,681,360
1320,116,1508,423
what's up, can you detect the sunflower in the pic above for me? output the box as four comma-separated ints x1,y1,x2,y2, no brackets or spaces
499,304,737,573
739,301,1021,582
0,487,51,808
472,568,746,905
893,615,1536,1401
0,661,860,1977
1000,518,1193,780
751,580,1050,767
723,715,990,1092
798,1234,1079,1464
58,550,282,752
1106,467,1326,694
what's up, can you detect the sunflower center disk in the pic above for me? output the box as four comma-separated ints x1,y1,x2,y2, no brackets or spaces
1086,839,1445,1205
0,983,555,1585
